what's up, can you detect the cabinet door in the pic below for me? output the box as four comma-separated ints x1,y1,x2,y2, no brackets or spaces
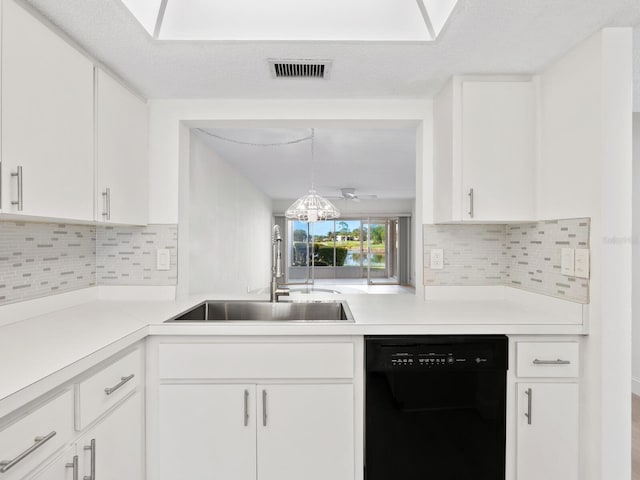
1,0,94,220
27,447,77,480
78,392,144,480
516,383,578,480
95,69,148,225
158,384,257,480
461,81,536,221
257,384,354,480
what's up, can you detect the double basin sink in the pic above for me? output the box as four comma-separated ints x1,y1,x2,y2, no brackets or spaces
165,300,354,323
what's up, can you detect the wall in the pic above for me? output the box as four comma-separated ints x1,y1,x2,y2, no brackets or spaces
147,99,433,298
187,130,272,294
536,29,632,480
423,219,591,303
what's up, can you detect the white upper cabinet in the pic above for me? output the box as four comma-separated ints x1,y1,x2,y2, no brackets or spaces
95,69,148,225
1,0,95,220
434,77,536,223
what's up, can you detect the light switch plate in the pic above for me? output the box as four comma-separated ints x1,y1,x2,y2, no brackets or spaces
561,248,575,276
575,248,590,279
156,249,171,271
430,249,444,270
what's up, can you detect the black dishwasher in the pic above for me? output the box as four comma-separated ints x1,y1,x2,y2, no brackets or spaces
365,335,508,480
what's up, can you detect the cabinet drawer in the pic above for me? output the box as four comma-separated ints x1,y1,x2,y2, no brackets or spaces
76,347,142,430
0,389,74,480
159,343,354,379
516,342,579,378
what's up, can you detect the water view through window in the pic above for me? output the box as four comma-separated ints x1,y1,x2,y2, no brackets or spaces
288,218,396,283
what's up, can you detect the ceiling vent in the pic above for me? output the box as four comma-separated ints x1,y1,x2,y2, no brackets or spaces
268,59,332,79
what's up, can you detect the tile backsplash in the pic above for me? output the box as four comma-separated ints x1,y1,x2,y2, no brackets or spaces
423,218,590,303
0,221,178,305
0,222,96,304
423,225,507,286
97,225,178,285
505,219,589,301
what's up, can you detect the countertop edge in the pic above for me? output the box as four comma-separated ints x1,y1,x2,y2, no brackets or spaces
0,293,588,414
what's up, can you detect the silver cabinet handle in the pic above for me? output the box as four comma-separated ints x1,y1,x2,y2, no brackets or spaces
101,188,110,220
66,455,79,480
244,389,249,426
104,374,134,395
533,358,571,365
0,430,56,472
83,439,95,480
524,388,532,425
262,390,267,427
11,166,23,211
468,188,474,219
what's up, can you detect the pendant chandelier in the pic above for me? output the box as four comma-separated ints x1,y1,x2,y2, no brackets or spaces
285,128,340,223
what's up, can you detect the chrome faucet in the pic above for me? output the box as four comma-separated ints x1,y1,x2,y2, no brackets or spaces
270,225,290,302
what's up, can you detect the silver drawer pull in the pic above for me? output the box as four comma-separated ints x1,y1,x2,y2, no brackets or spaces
533,358,571,365
0,430,56,473
468,188,474,218
11,166,23,211
244,389,250,427
104,374,135,395
83,439,95,480
66,455,79,480
101,188,111,220
262,390,268,427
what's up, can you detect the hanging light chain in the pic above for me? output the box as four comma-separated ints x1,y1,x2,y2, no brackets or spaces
195,127,338,222
196,128,312,147
310,127,315,190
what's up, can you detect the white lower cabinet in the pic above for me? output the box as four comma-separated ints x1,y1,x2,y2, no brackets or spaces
0,344,144,480
516,383,579,480
155,339,357,480
0,390,74,480
77,391,144,480
159,384,257,480
513,339,580,480
257,384,354,480
159,382,354,480
27,447,77,480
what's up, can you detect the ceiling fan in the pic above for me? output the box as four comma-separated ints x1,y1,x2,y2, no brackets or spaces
326,188,378,202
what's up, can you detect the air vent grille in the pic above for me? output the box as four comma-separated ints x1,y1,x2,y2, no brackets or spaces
268,59,332,79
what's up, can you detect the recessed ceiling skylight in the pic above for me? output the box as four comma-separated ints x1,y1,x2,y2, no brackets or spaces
119,0,458,42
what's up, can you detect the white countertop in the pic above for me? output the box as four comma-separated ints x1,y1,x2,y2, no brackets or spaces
0,289,587,409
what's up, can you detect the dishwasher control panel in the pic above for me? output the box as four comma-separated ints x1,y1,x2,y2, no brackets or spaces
386,350,491,370
368,341,506,371
366,335,508,372
390,351,458,367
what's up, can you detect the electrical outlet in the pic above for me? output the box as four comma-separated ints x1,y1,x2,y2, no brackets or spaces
430,249,444,270
156,249,171,271
561,248,575,276
575,248,590,279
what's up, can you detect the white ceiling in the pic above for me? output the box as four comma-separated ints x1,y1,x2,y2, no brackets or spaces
134,0,438,41
22,0,640,108
195,128,417,201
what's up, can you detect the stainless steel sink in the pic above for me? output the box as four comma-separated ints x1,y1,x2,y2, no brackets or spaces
165,300,354,322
